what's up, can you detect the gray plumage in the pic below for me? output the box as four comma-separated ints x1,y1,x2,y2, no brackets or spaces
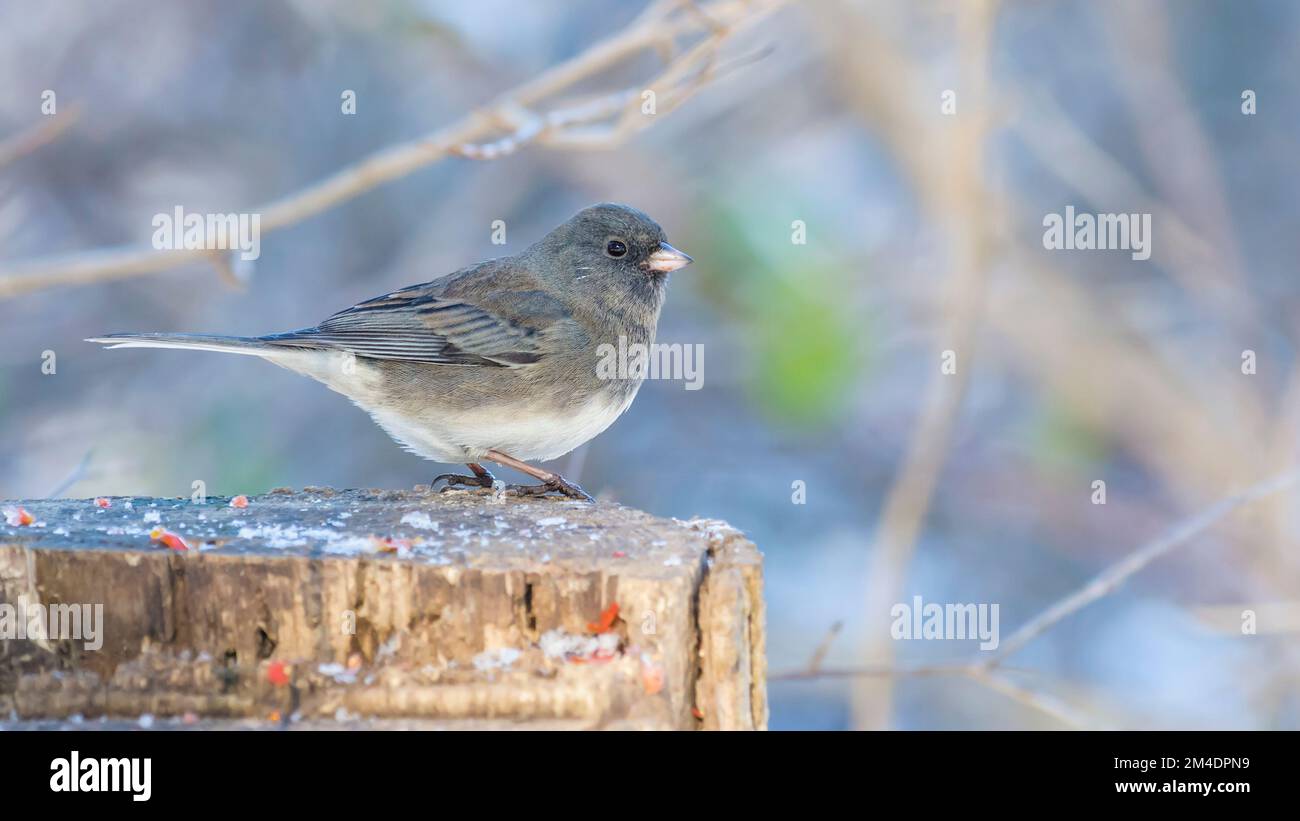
87,203,692,483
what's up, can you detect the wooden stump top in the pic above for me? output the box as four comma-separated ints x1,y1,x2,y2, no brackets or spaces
0,488,766,730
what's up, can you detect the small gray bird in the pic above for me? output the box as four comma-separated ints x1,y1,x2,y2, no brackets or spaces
88,203,692,501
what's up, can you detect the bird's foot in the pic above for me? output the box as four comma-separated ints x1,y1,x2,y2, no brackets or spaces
432,470,496,492
506,475,594,503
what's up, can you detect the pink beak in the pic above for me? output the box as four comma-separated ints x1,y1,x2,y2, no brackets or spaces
644,242,693,273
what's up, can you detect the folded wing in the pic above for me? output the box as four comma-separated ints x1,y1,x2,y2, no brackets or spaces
262,281,565,367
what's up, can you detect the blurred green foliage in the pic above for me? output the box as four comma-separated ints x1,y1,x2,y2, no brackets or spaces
1030,398,1107,472
692,198,867,428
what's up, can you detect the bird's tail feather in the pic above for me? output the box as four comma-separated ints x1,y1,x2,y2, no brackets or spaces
85,333,277,357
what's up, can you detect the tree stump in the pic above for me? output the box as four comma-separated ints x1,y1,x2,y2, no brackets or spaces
0,488,765,730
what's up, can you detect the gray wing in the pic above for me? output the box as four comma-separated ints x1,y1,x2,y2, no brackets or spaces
261,282,563,367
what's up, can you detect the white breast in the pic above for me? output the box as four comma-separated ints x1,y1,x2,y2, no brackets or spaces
266,348,640,466
366,391,637,465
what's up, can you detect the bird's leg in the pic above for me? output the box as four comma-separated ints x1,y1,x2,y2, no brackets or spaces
432,462,497,491
484,449,594,502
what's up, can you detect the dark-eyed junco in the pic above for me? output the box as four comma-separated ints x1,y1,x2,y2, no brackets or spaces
88,203,692,501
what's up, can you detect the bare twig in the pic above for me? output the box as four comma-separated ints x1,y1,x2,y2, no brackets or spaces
453,31,774,158
0,104,82,171
965,669,1092,729
806,620,843,674
44,449,94,499
770,660,1087,725
981,467,1300,668
0,0,782,301
771,662,973,682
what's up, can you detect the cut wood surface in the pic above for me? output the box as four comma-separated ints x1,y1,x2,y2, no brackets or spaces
0,487,766,730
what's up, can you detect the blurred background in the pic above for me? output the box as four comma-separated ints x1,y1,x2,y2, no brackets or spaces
3,0,1299,729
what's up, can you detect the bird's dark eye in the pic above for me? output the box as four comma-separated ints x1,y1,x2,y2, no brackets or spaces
606,239,628,257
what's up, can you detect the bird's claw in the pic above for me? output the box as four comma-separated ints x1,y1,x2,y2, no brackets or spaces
432,472,494,492
506,476,594,502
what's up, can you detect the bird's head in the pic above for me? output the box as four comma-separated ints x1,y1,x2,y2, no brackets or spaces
530,203,692,304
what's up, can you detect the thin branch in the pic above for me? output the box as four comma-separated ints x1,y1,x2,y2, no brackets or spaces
769,660,1045,682
0,0,782,301
769,661,1088,726
44,449,94,499
981,467,1300,669
455,38,769,158
770,662,974,682
0,104,82,171
806,620,843,674
965,669,1092,729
